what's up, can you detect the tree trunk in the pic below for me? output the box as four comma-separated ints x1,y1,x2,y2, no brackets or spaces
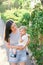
40,0,43,5
8,0,11,10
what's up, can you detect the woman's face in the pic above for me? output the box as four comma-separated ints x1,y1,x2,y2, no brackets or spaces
11,23,17,32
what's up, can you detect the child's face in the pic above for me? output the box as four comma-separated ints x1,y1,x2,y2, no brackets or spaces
20,29,26,36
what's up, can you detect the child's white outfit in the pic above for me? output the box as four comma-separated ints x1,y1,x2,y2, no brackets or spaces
18,33,28,52
18,33,28,46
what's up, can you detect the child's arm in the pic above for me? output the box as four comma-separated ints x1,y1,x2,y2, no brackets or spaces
26,34,30,45
23,34,30,48
19,37,23,42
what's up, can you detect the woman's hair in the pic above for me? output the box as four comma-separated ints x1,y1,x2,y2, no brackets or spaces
5,20,13,42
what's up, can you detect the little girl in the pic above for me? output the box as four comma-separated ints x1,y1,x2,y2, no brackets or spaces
18,26,29,55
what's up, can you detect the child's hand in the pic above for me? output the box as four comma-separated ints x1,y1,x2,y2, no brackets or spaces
20,39,23,42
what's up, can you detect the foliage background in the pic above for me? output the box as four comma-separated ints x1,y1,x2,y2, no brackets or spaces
0,0,43,65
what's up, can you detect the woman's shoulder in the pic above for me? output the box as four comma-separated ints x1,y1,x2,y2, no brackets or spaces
9,33,12,36
17,28,20,32
9,29,20,37
17,28,20,35
9,33,14,38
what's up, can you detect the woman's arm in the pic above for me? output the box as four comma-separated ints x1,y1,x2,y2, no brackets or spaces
12,45,24,50
5,39,24,50
5,40,12,49
6,43,24,50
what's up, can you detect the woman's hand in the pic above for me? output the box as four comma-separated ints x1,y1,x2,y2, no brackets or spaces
16,46,24,50
6,43,11,49
11,45,24,50
5,41,14,49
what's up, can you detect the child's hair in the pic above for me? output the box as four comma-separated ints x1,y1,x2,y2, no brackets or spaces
19,26,27,31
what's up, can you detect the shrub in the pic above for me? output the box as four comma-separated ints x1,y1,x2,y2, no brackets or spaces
19,12,30,26
29,8,43,65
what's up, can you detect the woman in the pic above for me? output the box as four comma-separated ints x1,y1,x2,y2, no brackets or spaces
5,20,29,65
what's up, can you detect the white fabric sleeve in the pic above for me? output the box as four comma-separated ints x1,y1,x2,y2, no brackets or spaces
22,34,28,46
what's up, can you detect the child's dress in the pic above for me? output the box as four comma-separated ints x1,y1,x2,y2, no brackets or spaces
18,33,28,46
17,33,29,55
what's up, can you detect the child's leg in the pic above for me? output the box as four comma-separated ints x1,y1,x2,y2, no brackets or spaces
26,51,29,55
13,49,17,57
26,47,29,55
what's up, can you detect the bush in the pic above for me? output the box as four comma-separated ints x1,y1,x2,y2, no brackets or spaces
31,8,43,35
29,43,43,65
29,8,43,65
19,12,30,26
1,9,19,22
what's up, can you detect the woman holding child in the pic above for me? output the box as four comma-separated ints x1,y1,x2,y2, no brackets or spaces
4,20,30,65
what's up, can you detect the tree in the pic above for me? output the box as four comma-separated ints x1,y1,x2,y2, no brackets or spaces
7,0,11,9
0,0,6,4
40,0,43,5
